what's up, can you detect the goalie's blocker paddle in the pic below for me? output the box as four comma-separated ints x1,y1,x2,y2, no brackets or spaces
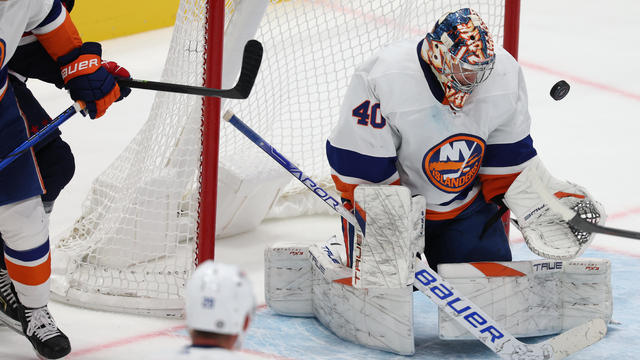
117,39,263,99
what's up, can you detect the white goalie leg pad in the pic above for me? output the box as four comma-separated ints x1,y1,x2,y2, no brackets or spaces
265,237,348,316
504,157,607,259
352,185,425,288
264,243,314,316
437,258,612,339
309,244,414,355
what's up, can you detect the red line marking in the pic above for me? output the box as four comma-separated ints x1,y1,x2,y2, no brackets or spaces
606,207,640,221
519,60,640,102
68,325,186,358
67,305,289,359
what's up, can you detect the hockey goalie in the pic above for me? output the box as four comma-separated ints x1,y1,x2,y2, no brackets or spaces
264,185,611,354
263,8,611,356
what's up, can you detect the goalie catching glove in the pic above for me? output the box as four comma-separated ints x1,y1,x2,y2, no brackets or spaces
503,157,606,259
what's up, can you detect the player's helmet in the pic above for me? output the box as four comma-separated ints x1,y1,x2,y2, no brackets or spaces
185,261,256,335
423,8,495,109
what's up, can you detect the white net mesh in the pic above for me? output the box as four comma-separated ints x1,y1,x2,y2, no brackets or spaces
223,0,510,218
51,0,512,316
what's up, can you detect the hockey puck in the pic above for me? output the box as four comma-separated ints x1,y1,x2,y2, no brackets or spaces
550,80,570,101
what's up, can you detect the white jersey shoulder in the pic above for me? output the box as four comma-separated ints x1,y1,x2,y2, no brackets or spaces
0,0,54,68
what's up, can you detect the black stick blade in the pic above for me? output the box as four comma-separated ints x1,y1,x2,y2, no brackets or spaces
116,40,263,99
234,39,263,99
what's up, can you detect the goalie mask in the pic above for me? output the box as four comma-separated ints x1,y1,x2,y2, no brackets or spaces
185,261,256,338
421,8,495,110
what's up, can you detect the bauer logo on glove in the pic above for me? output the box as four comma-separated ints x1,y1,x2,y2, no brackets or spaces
60,56,100,81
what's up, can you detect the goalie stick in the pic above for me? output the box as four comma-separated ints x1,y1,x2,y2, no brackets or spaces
223,109,608,359
117,40,263,99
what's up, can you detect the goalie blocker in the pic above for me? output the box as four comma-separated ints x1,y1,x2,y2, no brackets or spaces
265,185,610,355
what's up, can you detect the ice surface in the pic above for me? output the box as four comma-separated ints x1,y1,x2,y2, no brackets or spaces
1,0,639,358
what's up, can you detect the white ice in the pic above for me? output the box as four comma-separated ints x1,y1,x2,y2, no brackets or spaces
1,0,640,359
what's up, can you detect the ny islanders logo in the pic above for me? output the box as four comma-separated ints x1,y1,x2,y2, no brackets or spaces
422,134,485,193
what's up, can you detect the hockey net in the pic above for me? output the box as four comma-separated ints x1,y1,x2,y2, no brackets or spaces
51,0,519,316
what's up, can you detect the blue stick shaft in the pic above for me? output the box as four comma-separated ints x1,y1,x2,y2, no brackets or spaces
223,110,358,226
0,103,81,172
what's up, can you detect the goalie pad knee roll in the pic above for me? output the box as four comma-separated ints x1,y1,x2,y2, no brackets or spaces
504,157,606,259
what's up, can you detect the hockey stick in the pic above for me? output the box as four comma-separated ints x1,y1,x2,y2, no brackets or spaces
117,40,263,99
0,40,263,173
0,102,83,172
222,110,607,359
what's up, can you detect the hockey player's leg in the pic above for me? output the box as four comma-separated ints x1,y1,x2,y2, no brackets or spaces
11,74,77,216
36,137,76,215
0,196,71,359
0,235,22,332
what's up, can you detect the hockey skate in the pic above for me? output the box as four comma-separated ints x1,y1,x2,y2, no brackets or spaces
0,267,22,333
18,305,71,359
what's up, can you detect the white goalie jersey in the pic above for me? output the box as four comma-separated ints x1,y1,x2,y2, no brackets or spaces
327,39,538,220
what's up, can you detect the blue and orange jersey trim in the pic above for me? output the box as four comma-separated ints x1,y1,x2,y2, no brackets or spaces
340,200,355,267
425,189,480,221
326,140,398,184
17,101,47,195
482,135,537,169
333,176,401,267
4,239,51,287
31,0,82,61
478,172,519,202
0,39,7,102
479,135,537,200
